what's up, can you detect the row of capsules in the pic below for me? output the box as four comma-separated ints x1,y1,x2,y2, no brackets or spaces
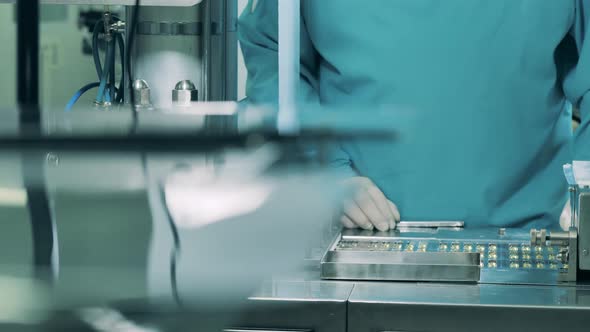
437,241,502,268
507,243,562,270
337,240,429,252
336,240,566,271
435,241,563,270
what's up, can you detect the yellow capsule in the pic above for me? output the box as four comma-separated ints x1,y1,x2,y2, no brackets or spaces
550,263,558,270
488,253,498,260
451,243,461,252
509,245,519,253
536,263,545,269
488,244,498,252
488,260,497,268
510,262,520,269
523,254,531,261
418,242,428,249
548,254,556,261
392,242,403,251
382,242,390,249
535,246,544,254
405,244,415,252
464,244,474,252
476,244,486,252
563,264,569,270
509,254,519,260
439,243,449,252
535,254,544,261
547,247,555,253
522,245,531,253
523,262,533,269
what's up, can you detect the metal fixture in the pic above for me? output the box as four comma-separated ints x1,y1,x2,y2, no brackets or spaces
172,80,199,106
529,228,577,282
132,79,153,108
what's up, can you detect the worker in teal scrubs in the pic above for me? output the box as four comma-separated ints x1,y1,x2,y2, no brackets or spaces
239,0,590,231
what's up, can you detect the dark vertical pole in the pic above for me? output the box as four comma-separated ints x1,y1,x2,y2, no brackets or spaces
17,1,57,283
17,0,40,129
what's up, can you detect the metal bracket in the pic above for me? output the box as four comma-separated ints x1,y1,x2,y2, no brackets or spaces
530,228,577,282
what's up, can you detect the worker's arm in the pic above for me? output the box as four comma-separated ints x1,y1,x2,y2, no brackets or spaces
238,0,319,104
565,0,590,162
559,0,590,230
238,1,399,231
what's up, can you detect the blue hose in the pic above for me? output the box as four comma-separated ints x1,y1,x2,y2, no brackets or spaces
90,18,125,106
95,39,114,104
65,82,100,112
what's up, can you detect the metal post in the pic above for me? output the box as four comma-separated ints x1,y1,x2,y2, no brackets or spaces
17,0,58,283
225,0,238,101
17,0,40,129
201,0,211,101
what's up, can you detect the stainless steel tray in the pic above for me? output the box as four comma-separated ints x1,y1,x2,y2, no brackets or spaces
321,227,569,285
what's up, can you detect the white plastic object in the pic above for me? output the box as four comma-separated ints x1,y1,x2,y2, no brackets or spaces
573,160,590,187
0,0,203,6
563,163,576,185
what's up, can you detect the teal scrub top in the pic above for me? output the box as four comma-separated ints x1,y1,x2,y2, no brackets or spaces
238,0,590,229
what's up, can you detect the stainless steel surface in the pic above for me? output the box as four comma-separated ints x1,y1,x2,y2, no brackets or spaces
138,21,202,36
172,80,199,105
348,282,590,332
249,280,353,302
322,250,481,282
230,280,351,332
580,192,590,270
131,5,202,109
327,228,570,285
397,221,464,228
549,231,571,246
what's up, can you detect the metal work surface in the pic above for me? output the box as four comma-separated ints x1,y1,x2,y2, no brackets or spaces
348,281,590,332
229,280,352,332
249,279,353,302
323,228,569,285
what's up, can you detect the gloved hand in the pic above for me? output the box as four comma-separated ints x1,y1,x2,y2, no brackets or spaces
560,200,572,231
340,176,401,232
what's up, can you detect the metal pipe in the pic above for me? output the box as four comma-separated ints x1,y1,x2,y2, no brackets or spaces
201,0,211,101
17,0,40,128
16,0,58,283
225,0,238,101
